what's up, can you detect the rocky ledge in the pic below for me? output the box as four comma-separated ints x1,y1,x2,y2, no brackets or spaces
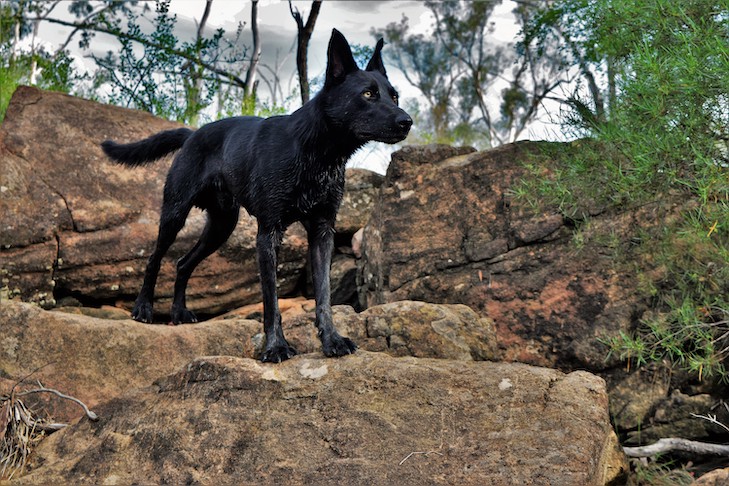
15,353,625,485
1,301,626,484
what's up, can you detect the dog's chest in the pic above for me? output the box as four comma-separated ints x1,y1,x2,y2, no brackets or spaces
293,165,345,216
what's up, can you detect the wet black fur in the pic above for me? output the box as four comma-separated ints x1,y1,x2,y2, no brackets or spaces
100,29,412,363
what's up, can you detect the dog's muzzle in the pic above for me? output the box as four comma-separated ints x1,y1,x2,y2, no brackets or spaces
392,113,413,141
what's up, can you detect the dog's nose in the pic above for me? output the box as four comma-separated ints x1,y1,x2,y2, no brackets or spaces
397,114,413,131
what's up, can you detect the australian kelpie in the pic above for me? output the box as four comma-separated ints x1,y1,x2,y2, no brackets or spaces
101,29,412,363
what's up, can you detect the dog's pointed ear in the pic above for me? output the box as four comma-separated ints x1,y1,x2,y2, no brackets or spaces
365,38,387,76
325,29,358,87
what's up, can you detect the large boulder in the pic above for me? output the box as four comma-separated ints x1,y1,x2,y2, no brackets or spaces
16,352,627,485
0,300,259,423
0,87,376,316
359,143,681,371
0,300,496,422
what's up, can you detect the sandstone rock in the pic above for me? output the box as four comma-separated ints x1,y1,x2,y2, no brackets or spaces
329,253,359,306
282,300,499,362
213,296,315,322
335,168,384,237
359,142,680,370
17,353,627,485
0,87,290,313
0,299,497,422
607,366,671,431
0,300,260,423
695,468,729,485
625,390,729,445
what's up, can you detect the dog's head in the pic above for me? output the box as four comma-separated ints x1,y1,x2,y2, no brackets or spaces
321,29,412,144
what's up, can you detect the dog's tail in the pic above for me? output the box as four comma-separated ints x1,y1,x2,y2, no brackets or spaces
101,127,194,167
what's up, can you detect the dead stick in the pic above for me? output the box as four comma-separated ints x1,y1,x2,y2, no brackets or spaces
623,438,729,458
16,387,98,421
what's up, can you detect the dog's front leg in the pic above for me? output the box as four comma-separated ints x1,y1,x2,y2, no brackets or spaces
257,227,297,363
308,219,357,357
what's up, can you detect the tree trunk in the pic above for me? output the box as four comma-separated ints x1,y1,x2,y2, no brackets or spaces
290,0,322,105
184,0,213,126
243,0,261,100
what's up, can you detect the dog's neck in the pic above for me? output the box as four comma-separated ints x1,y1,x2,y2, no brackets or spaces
289,95,363,167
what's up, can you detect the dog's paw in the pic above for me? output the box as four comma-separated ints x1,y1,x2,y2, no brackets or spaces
131,302,154,323
322,334,357,358
261,344,298,363
171,306,198,325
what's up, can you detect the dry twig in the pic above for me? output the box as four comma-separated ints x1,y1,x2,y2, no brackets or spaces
1,379,98,480
0,393,45,480
17,385,98,422
399,450,444,466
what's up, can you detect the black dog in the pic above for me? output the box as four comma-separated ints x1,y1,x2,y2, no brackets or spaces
101,29,412,363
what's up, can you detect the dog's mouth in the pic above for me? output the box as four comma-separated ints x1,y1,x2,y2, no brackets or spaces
377,129,410,144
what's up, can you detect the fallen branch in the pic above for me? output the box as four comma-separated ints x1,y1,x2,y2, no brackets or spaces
623,438,729,458
16,386,98,422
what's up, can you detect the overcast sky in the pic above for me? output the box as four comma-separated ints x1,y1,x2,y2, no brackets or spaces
163,0,521,91
30,1,544,172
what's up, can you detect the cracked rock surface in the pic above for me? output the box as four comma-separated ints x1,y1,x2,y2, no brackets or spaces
0,299,497,422
16,350,625,486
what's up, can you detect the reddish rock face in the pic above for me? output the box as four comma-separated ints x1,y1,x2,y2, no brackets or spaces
359,143,683,370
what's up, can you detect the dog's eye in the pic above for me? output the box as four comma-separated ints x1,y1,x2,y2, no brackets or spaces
392,94,399,105
363,90,374,99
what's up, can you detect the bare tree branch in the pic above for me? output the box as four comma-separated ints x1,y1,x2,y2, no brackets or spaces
27,16,249,88
57,3,116,53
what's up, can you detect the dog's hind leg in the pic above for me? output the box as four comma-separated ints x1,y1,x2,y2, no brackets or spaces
170,206,240,324
257,226,298,363
306,218,357,357
133,198,193,323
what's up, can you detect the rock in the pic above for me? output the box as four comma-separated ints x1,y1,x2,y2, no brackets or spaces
299,168,383,308
0,87,310,315
16,353,627,485
329,253,359,306
695,468,729,485
359,142,682,370
0,299,497,422
0,300,260,423
213,296,315,322
283,300,499,362
302,253,360,307
50,304,131,320
335,168,384,237
625,390,729,445
352,227,364,258
606,366,671,431
1,87,381,316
